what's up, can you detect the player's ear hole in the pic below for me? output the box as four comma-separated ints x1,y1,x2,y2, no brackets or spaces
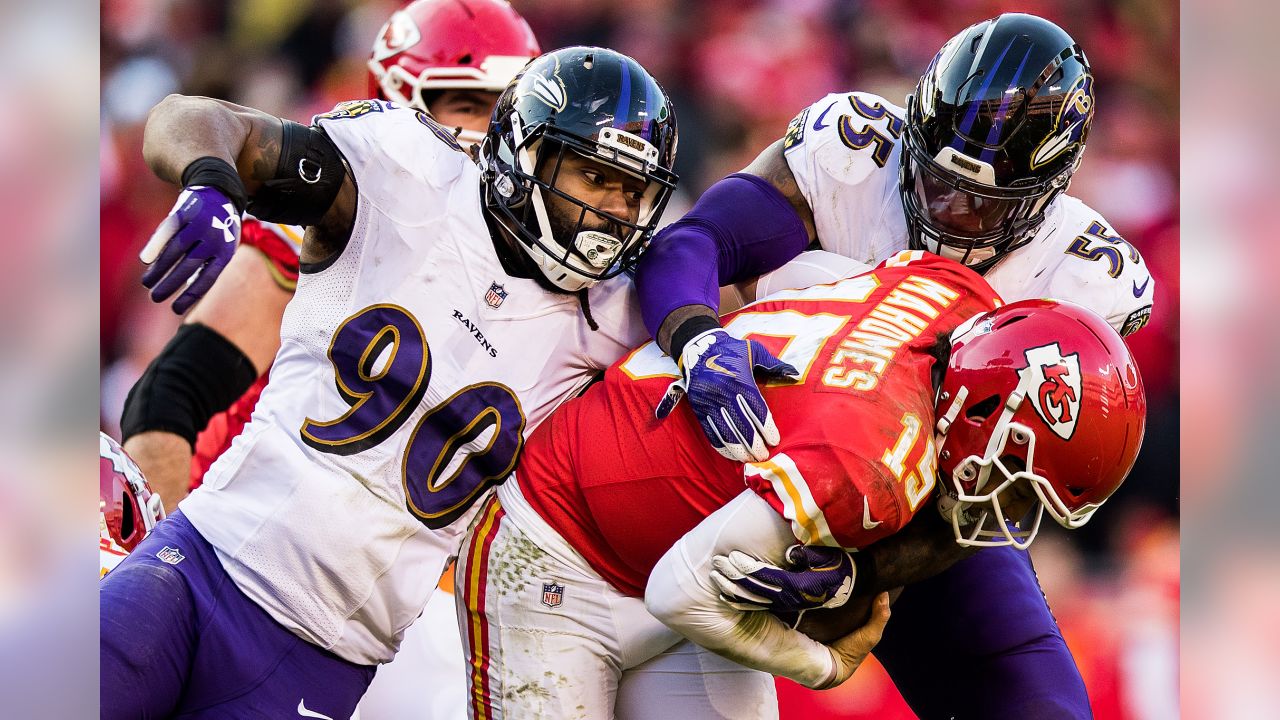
995,315,1028,329
965,395,1001,423
121,498,136,539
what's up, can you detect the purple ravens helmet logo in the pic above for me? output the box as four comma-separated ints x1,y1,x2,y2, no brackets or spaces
1030,74,1094,169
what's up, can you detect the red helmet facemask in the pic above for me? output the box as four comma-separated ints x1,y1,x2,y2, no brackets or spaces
367,0,540,146
933,300,1146,548
100,433,165,572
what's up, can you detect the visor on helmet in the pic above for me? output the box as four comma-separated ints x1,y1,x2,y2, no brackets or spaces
911,159,1023,238
900,95,1070,270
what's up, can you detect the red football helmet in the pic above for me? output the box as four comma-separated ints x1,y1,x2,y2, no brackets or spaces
933,299,1146,548
100,432,165,574
367,0,539,142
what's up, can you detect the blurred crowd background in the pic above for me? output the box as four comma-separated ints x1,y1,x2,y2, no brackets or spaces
96,0,1180,717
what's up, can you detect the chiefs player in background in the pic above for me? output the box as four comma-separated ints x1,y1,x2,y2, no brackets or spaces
120,0,539,512
455,252,1146,718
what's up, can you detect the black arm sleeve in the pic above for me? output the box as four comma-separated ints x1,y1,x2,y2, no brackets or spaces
245,120,346,227
120,324,259,448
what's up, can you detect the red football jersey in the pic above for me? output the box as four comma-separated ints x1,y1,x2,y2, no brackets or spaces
520,252,1002,596
189,219,302,487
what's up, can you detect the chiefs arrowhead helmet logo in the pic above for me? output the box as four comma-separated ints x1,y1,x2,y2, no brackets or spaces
1018,343,1082,440
1038,362,1077,423
371,10,422,62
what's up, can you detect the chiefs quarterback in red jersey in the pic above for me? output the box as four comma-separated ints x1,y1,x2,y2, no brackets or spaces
455,251,1145,718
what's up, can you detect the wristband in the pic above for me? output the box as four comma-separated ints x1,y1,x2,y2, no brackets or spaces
181,156,248,214
670,315,722,359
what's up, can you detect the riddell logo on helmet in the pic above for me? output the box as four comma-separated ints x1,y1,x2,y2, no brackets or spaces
1018,343,1082,440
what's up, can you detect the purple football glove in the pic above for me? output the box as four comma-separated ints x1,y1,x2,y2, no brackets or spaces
655,328,799,462
710,544,856,613
140,186,243,314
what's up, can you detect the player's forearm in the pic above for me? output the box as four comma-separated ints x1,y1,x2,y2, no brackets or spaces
634,224,720,352
142,95,279,194
862,507,977,591
122,431,194,514
656,305,717,355
634,172,812,349
183,244,291,375
645,492,839,689
792,511,974,644
120,324,259,450
143,95,249,185
646,572,837,688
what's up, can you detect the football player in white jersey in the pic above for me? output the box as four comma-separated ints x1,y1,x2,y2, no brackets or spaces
116,5,541,717
122,0,541,514
631,13,1151,719
100,46,680,719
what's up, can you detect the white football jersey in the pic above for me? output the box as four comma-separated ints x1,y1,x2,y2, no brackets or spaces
783,91,1155,336
181,100,647,665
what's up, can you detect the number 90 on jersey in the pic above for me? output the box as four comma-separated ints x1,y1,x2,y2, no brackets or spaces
301,304,526,529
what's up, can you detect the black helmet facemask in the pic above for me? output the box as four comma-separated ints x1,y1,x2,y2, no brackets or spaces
899,14,1093,273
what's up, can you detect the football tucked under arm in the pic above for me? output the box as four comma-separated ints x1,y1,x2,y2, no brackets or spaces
646,491,887,689
794,508,977,643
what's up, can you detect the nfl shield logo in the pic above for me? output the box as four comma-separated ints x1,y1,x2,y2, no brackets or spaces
156,546,185,565
484,282,508,308
541,581,564,608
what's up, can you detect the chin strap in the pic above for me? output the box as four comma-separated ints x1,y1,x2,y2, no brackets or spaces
576,288,599,332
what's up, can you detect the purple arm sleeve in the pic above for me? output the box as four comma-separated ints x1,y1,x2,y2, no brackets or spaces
634,173,810,337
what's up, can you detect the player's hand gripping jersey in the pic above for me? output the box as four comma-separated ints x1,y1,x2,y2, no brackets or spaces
783,91,1155,336
180,101,646,665
521,252,1001,596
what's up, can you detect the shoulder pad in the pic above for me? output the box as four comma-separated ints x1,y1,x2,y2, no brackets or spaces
1021,197,1156,335
313,99,391,123
785,91,906,184
315,101,472,202
1052,198,1148,281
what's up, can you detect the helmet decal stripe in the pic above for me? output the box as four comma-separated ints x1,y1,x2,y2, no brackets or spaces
640,71,657,141
612,58,632,132
950,37,1015,152
978,45,1033,163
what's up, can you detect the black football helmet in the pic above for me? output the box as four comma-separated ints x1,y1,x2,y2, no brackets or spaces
479,46,678,291
900,14,1095,272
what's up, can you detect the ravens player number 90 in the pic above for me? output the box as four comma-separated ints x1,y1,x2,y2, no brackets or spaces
102,45,679,719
